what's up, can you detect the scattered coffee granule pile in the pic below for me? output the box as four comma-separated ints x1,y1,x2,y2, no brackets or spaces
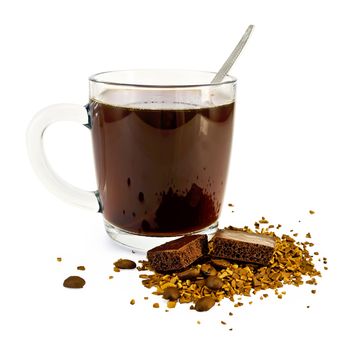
138,219,324,311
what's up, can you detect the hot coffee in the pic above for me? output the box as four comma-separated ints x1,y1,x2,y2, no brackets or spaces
27,69,237,249
90,99,234,236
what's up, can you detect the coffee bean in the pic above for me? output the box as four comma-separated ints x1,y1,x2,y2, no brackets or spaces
205,276,223,290
195,279,206,288
114,259,136,269
177,268,200,280
200,263,217,277
195,296,215,312
211,259,231,269
163,287,180,300
63,276,85,289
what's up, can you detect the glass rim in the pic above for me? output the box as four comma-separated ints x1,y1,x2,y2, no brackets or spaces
89,69,237,89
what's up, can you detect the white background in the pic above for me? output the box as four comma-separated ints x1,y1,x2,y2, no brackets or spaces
1,0,349,349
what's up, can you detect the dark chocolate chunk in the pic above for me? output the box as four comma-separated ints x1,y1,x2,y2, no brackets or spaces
147,235,208,272
211,229,275,265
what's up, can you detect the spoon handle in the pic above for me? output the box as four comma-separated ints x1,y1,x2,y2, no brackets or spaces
211,25,254,84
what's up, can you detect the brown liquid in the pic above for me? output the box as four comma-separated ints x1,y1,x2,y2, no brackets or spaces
90,99,234,236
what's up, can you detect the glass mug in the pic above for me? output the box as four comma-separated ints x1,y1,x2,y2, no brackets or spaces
27,70,236,250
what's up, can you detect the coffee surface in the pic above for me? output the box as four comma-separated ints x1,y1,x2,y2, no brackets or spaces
90,99,234,236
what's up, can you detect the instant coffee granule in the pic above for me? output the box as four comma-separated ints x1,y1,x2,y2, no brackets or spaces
167,301,177,308
139,218,324,311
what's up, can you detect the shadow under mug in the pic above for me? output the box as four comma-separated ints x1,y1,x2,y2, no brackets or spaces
27,70,237,251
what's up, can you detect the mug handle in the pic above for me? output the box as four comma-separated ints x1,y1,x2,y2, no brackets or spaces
26,104,101,212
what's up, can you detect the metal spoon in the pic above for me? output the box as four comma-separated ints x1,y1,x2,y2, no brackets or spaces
211,25,254,84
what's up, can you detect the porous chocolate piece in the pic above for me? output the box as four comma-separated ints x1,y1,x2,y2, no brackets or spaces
211,229,275,265
147,235,208,272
